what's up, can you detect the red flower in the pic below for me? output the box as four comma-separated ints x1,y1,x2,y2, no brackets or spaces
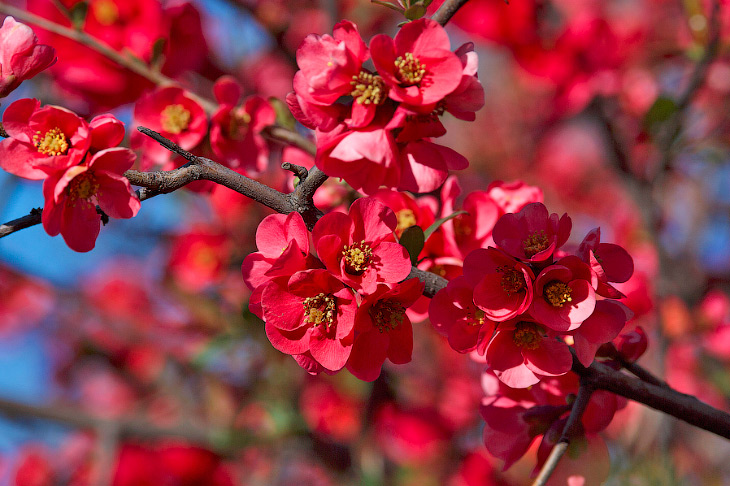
529,256,596,332
571,299,632,367
577,227,634,298
88,113,126,152
0,17,56,98
471,248,535,322
485,319,573,388
131,87,207,170
41,148,141,252
371,18,462,106
312,197,411,293
261,269,357,372
210,76,276,174
242,212,321,317
0,98,90,180
429,275,494,353
295,19,368,105
347,279,424,381
167,227,232,292
492,202,572,263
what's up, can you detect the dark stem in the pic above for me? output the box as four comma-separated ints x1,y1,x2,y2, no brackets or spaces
431,0,472,26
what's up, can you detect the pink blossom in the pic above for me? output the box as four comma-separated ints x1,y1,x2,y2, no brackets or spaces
131,87,207,170
371,18,462,106
347,279,424,381
486,180,543,214
261,269,357,372
577,227,634,298
41,148,141,252
485,319,573,388
571,300,633,367
492,202,572,263
0,16,56,98
210,76,276,174
0,98,90,180
529,256,596,332
312,197,411,293
471,248,535,322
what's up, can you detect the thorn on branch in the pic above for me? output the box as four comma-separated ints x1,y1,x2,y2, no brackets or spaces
282,162,309,181
30,207,42,215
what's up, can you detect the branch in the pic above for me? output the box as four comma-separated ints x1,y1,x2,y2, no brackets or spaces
572,355,730,440
431,0,472,26
0,207,42,238
0,396,218,447
532,382,594,486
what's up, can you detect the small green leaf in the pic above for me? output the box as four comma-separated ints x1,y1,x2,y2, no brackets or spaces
643,96,677,133
69,1,89,30
150,38,167,71
270,97,297,130
399,225,425,265
423,210,467,241
404,3,427,20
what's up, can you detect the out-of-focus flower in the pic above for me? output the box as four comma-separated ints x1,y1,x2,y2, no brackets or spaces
0,16,56,98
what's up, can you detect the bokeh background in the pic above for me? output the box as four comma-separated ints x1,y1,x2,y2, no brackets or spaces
1,0,730,484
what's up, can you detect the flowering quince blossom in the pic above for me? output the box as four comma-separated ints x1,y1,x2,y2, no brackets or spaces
370,18,462,106
571,299,633,367
346,278,424,381
41,148,141,252
241,212,321,317
0,98,90,180
312,197,412,293
577,227,635,298
484,318,573,388
210,76,276,174
131,86,207,170
261,269,357,373
0,17,56,98
471,248,535,322
288,18,482,194
492,202,572,263
529,255,596,332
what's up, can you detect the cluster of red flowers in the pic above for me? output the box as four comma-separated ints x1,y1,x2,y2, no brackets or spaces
287,18,484,194
430,202,636,388
242,197,424,381
0,100,140,251
130,78,275,174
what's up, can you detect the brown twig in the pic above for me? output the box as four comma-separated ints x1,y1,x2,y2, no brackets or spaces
572,355,730,440
532,382,594,486
431,0,472,26
0,208,43,238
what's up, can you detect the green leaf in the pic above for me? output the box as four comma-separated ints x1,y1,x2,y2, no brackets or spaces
399,225,425,265
404,3,427,20
423,210,467,241
643,96,677,133
69,1,89,30
270,97,297,131
150,38,167,71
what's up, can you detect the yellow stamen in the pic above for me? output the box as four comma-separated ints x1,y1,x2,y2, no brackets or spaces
160,104,192,134
394,52,426,86
350,71,387,105
342,240,373,275
370,299,405,333
303,292,337,327
522,230,549,258
33,127,69,156
512,322,542,350
543,281,572,308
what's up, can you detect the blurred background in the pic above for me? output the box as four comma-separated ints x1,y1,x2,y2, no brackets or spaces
0,0,730,484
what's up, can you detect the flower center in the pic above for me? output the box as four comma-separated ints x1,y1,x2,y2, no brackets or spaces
543,281,572,307
33,127,69,156
497,265,525,295
512,322,542,350
67,171,99,201
160,104,192,134
92,0,119,26
190,242,218,271
394,52,426,86
522,230,549,258
303,292,336,327
467,307,486,327
370,299,405,332
228,110,251,140
342,240,373,275
453,216,472,237
350,71,387,105
396,209,417,233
